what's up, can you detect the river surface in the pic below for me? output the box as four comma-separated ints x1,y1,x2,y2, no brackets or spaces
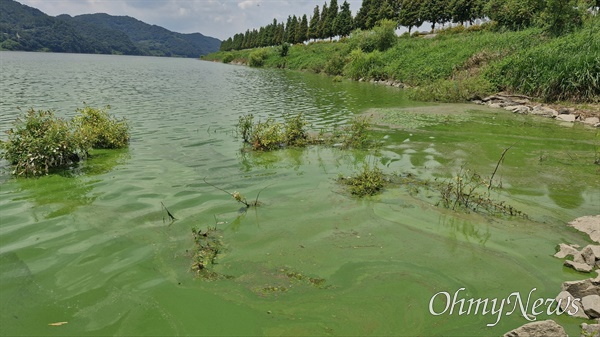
0,51,598,336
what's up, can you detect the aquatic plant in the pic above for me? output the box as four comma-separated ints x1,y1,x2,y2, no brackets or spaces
0,109,88,176
191,227,223,279
338,162,385,197
73,105,130,149
283,112,309,147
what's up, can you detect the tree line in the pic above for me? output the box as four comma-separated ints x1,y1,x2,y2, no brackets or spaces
220,0,598,51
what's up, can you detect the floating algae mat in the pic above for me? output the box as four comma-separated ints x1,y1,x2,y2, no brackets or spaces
1,52,598,336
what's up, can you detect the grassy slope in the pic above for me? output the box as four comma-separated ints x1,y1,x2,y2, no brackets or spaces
203,19,599,103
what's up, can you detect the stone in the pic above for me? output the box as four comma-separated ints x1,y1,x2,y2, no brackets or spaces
562,279,600,298
511,106,531,114
565,260,594,273
556,114,578,122
580,322,600,337
503,320,567,337
556,291,589,319
568,216,600,243
482,95,500,102
555,243,581,259
531,105,558,117
581,245,600,266
488,103,503,109
584,117,600,125
583,295,600,319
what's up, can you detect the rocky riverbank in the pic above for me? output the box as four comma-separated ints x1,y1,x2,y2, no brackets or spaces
505,215,600,337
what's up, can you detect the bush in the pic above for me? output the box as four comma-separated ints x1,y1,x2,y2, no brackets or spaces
73,105,129,149
348,19,398,52
284,113,309,147
339,163,385,197
237,114,254,143
279,43,290,57
0,109,88,176
344,49,385,80
248,48,269,67
342,115,373,148
250,118,285,151
324,54,346,76
407,76,495,102
222,53,235,64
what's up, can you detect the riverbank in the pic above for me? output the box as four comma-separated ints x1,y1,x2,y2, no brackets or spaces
203,19,599,108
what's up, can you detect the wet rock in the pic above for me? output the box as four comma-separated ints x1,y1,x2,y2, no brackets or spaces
555,243,582,259
580,322,600,337
566,260,594,273
583,295,600,319
568,216,600,244
503,319,567,337
562,278,600,298
557,291,589,319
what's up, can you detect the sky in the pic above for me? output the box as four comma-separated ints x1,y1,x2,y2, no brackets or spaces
18,0,365,41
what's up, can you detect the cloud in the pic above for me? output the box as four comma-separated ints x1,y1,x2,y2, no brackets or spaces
237,0,261,10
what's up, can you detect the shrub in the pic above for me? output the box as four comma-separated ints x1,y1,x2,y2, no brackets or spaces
324,53,346,76
339,163,385,197
348,19,397,52
0,109,88,176
344,49,385,80
248,48,269,67
407,76,495,102
73,105,129,149
250,118,285,151
284,112,309,147
342,115,373,148
237,114,254,143
279,43,290,57
222,53,235,64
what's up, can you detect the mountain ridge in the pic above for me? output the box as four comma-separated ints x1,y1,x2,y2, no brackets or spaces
0,0,221,57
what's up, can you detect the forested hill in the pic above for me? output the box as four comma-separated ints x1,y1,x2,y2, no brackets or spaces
0,0,221,57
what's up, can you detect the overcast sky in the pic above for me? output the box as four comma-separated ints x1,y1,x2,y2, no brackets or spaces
18,0,364,41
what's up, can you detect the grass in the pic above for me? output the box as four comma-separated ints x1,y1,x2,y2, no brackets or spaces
203,17,600,103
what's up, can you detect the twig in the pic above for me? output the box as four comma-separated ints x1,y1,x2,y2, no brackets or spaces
161,202,177,221
203,177,251,208
488,143,516,191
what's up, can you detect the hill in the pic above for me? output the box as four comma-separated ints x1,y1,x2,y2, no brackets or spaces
0,0,220,57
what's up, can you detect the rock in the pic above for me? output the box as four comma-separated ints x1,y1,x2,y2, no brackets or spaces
556,291,589,319
566,260,594,273
584,117,600,126
511,106,531,114
503,320,568,337
556,114,578,122
581,245,600,266
568,216,600,244
531,105,559,117
562,279,600,298
472,99,484,105
581,322,600,336
559,107,575,114
555,243,582,259
488,103,503,109
583,295,600,319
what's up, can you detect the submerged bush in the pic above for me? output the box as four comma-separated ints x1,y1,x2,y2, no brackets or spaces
338,163,385,197
73,105,129,149
284,112,309,147
0,109,88,176
250,118,285,151
342,115,373,148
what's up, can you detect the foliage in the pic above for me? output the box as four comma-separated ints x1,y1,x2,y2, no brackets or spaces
324,53,346,75
341,115,373,148
348,19,397,52
248,48,269,67
408,75,495,102
279,43,290,57
536,0,583,35
237,114,254,143
73,105,130,149
284,112,309,146
222,53,235,63
338,163,385,197
345,49,385,80
191,227,224,279
250,118,285,151
0,109,88,177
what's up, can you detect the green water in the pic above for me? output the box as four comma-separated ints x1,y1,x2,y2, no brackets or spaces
0,51,598,336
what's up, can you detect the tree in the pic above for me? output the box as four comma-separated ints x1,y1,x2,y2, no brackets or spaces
484,0,543,30
398,0,424,33
296,14,309,43
317,2,330,39
355,0,373,29
308,5,321,40
335,1,354,37
537,0,582,35
327,0,339,39
420,0,450,32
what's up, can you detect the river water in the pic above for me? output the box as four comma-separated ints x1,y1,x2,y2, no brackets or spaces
0,51,598,336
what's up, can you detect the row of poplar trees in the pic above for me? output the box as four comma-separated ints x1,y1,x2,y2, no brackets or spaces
220,0,595,51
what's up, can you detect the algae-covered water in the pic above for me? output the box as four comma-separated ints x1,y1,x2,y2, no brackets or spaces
0,51,598,336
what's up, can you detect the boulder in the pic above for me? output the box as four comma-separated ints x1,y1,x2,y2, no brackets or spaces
488,103,503,109
555,243,582,259
580,322,600,337
584,117,600,126
583,295,600,319
503,320,567,337
556,114,578,122
568,216,600,243
531,105,558,117
556,291,589,319
581,245,600,266
562,279,600,298
511,106,531,114
566,260,594,273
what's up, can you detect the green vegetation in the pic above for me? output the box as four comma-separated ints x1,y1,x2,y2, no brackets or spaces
0,106,129,177
191,227,225,280
338,163,385,197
